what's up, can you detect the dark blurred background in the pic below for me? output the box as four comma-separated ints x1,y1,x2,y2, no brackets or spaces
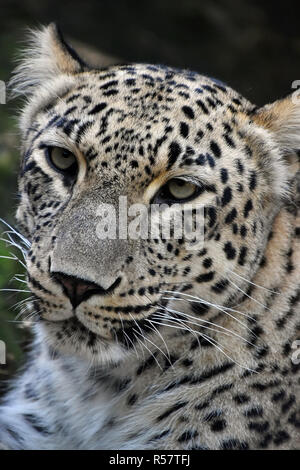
0,0,300,383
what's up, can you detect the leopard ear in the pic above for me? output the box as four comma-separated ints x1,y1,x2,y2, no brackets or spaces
10,23,87,98
252,94,300,176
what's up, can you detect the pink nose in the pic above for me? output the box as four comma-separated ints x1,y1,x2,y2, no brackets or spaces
52,272,120,308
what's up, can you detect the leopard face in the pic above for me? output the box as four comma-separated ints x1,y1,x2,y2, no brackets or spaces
13,24,299,364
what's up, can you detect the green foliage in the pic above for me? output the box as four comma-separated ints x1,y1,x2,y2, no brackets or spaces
0,31,31,384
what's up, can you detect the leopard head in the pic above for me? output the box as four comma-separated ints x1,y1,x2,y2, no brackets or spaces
11,24,299,364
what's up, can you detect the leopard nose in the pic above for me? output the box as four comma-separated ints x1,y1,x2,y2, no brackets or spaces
52,272,121,309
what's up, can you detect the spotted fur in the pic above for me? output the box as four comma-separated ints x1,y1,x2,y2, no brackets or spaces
0,24,299,450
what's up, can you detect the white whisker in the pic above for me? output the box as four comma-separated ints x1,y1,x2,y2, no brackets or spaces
129,313,169,366
228,269,280,295
152,313,256,372
227,278,273,312
132,330,162,371
0,219,31,248
164,290,253,333
155,307,256,347
0,288,31,293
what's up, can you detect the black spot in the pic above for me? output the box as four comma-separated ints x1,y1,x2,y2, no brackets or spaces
244,199,253,218
66,93,80,103
210,140,221,158
178,429,198,442
203,258,213,269
195,401,210,411
210,383,233,399
127,394,138,406
196,129,204,141
149,429,170,442
100,80,118,90
180,122,189,138
259,433,273,448
248,421,269,433
75,121,93,144
288,411,300,429
273,430,290,446
136,354,157,376
223,134,236,148
238,246,248,265
233,394,250,405
249,171,257,191
182,106,195,119
4,426,24,444
103,89,118,96
220,168,228,184
191,302,210,315
196,272,215,283
161,362,234,394
196,99,209,114
221,187,232,206
221,439,249,450
206,154,215,167
23,414,52,435
211,419,227,432
24,384,39,401
125,78,136,86
182,358,193,367
244,406,263,418
251,379,281,392
167,141,181,169
240,225,247,238
223,242,236,260
190,336,213,349
204,410,223,422
211,279,229,293
206,206,217,228
255,345,269,358
235,159,244,174
281,395,296,414
225,208,237,224
88,103,107,115
157,401,188,421
196,154,206,165
271,390,286,402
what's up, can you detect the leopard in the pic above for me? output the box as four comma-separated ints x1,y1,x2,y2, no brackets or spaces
0,23,299,450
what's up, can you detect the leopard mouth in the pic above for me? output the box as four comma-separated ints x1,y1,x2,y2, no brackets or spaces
42,314,111,343
39,290,175,362
36,280,173,333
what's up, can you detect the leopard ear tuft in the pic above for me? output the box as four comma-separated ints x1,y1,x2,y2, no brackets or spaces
10,23,87,98
252,94,300,176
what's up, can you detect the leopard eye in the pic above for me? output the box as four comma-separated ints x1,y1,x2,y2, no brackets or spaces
153,178,200,204
46,146,78,177
167,179,197,200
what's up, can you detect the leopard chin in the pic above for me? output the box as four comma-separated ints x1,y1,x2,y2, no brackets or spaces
39,316,128,365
